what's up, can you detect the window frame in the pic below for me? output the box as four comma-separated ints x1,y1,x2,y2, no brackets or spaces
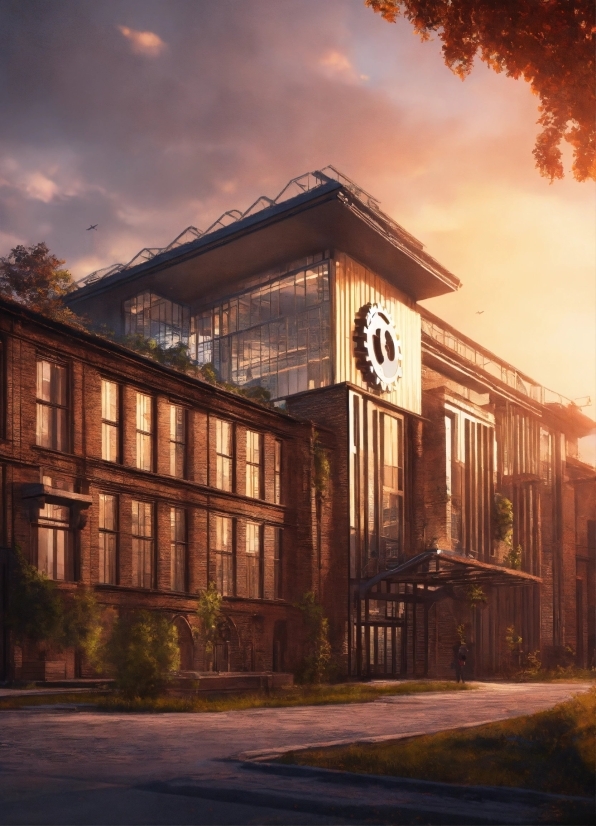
215,419,234,491
246,429,263,499
135,392,154,472
273,527,283,600
213,514,235,596
168,404,187,478
35,358,69,453
101,379,120,463
245,521,263,599
98,492,118,584
170,506,187,592
131,499,155,589
274,439,282,504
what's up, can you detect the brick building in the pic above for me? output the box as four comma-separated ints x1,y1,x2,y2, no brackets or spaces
1,167,594,681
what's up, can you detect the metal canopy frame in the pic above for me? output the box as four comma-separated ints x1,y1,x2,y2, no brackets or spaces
360,549,541,597
354,549,540,679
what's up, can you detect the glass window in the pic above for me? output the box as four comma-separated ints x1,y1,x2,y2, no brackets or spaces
540,427,553,485
124,291,190,348
246,430,262,499
215,419,233,491
190,260,330,399
169,405,186,478
37,494,72,581
246,521,262,599
214,515,234,596
101,380,119,462
381,414,404,558
135,393,153,471
170,507,186,592
36,360,68,451
274,440,282,504
273,528,283,600
132,500,154,589
98,493,118,584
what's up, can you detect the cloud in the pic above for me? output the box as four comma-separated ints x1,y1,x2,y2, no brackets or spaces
0,0,592,434
117,24,166,57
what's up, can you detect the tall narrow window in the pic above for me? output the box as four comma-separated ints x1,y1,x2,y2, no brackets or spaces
170,507,187,592
380,414,403,562
37,496,72,581
101,380,119,462
98,493,118,584
214,515,234,596
273,528,283,600
274,440,282,504
246,521,262,599
169,405,186,477
132,500,154,588
215,419,233,491
36,360,68,451
135,393,153,471
246,430,262,498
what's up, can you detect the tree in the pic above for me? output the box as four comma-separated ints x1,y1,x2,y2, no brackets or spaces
9,548,103,664
103,610,180,699
0,242,83,325
195,582,223,664
365,0,595,182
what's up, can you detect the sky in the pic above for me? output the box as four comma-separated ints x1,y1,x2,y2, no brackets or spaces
1,0,594,461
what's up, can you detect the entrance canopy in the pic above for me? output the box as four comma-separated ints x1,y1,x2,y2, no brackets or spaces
360,549,541,599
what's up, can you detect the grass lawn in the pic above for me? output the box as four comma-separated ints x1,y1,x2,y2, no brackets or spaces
278,687,596,798
0,680,471,712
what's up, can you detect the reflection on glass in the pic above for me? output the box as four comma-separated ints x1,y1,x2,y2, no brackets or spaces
170,507,186,592
132,500,154,588
191,261,331,399
214,515,234,596
98,493,118,584
245,521,261,599
36,360,68,451
124,292,190,347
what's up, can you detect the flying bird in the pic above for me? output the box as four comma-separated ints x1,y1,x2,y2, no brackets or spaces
86,224,98,231
475,310,484,315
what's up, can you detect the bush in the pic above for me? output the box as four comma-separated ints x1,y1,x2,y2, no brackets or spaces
9,548,101,662
104,610,180,699
195,582,222,660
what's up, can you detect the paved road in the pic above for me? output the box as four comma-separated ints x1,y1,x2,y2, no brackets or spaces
0,682,591,825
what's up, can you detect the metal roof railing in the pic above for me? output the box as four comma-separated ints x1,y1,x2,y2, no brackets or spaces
77,166,425,287
421,315,576,407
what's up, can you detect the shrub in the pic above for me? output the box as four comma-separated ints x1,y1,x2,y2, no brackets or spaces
503,544,523,570
195,582,223,659
9,548,63,645
104,610,180,699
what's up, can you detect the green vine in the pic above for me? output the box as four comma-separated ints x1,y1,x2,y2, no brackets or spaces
503,544,523,570
195,582,223,655
494,493,514,545
466,584,487,609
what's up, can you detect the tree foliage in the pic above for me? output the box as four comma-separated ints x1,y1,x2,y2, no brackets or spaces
365,0,595,181
0,242,84,325
103,610,180,699
9,548,102,663
195,581,223,656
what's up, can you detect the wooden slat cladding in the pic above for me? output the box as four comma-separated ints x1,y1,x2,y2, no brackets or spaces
334,252,421,415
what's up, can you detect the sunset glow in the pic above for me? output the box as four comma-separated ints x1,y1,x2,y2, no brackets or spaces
1,1,594,458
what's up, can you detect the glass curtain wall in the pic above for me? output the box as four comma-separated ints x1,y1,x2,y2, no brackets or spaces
124,292,190,347
190,262,331,398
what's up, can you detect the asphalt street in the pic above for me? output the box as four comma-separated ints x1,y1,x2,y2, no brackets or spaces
0,681,591,825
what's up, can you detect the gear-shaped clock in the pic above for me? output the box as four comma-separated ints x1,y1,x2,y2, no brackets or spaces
354,303,402,392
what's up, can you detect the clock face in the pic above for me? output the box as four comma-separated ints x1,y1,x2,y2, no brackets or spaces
354,303,403,392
